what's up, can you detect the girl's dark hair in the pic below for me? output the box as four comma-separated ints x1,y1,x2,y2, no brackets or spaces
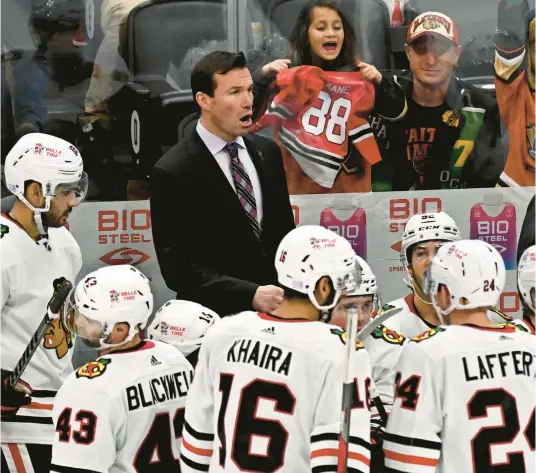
289,0,359,69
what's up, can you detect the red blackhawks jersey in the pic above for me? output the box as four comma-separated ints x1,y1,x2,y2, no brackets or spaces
252,66,381,194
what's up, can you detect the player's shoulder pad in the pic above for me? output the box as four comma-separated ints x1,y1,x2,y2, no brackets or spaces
410,326,447,343
488,306,514,322
48,226,80,250
211,310,251,332
329,327,366,351
152,339,195,368
0,217,27,268
370,324,406,345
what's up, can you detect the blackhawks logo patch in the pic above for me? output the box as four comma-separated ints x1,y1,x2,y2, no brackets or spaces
442,110,460,127
498,322,528,333
76,358,111,379
380,304,396,313
371,325,406,345
330,328,365,350
411,326,446,343
0,224,9,239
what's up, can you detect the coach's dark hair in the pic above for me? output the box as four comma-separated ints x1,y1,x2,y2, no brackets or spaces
191,51,247,110
289,0,359,69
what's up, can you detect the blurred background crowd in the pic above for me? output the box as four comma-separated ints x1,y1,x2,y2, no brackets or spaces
1,0,534,202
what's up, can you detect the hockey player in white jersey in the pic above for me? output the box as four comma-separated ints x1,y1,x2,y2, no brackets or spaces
331,255,406,470
331,255,406,422
50,265,195,473
148,300,220,367
1,133,87,473
515,245,536,334
180,226,372,473
382,211,512,338
384,239,535,473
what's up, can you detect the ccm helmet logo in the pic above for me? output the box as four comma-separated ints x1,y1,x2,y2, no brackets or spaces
418,225,441,231
99,247,150,266
279,250,287,263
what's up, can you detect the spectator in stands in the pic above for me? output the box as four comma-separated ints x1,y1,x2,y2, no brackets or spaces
494,1,535,188
150,51,295,316
370,11,505,191
251,0,406,194
77,0,144,189
1,0,57,139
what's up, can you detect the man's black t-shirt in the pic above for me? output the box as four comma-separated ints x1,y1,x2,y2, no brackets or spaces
399,97,451,189
370,73,504,191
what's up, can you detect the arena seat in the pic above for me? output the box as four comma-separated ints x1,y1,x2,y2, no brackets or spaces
82,0,104,64
259,0,392,70
121,0,227,175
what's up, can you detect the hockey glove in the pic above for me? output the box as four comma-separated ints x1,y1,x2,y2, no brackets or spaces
1,369,33,418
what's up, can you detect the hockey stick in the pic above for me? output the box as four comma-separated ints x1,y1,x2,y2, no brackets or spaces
355,307,403,343
370,380,388,425
337,306,402,473
9,279,72,387
337,305,359,473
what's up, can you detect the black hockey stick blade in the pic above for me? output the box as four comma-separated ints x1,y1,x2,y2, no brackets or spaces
9,279,72,387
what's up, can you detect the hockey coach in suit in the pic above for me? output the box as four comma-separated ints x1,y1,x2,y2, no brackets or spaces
150,51,295,317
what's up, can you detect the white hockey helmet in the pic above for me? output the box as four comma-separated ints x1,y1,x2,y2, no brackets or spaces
346,255,381,311
423,239,506,317
4,133,88,208
275,225,361,312
63,265,153,349
518,245,536,313
347,255,378,297
148,300,220,356
401,211,461,268
4,133,88,232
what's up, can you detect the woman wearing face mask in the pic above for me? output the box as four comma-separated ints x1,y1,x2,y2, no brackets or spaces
251,0,406,195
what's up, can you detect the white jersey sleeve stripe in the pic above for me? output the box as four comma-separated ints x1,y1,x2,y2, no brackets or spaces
383,463,431,473
179,453,210,473
181,439,213,458
311,466,337,473
383,432,441,451
180,441,212,471
180,438,213,471
349,435,371,451
348,451,371,472
383,441,441,462
183,420,214,441
383,433,441,470
384,448,439,469
311,431,339,442
310,439,339,454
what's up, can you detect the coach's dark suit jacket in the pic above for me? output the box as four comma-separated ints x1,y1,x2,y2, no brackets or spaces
150,128,295,316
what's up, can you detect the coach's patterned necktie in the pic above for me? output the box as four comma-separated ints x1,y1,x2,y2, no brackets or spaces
224,142,261,239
